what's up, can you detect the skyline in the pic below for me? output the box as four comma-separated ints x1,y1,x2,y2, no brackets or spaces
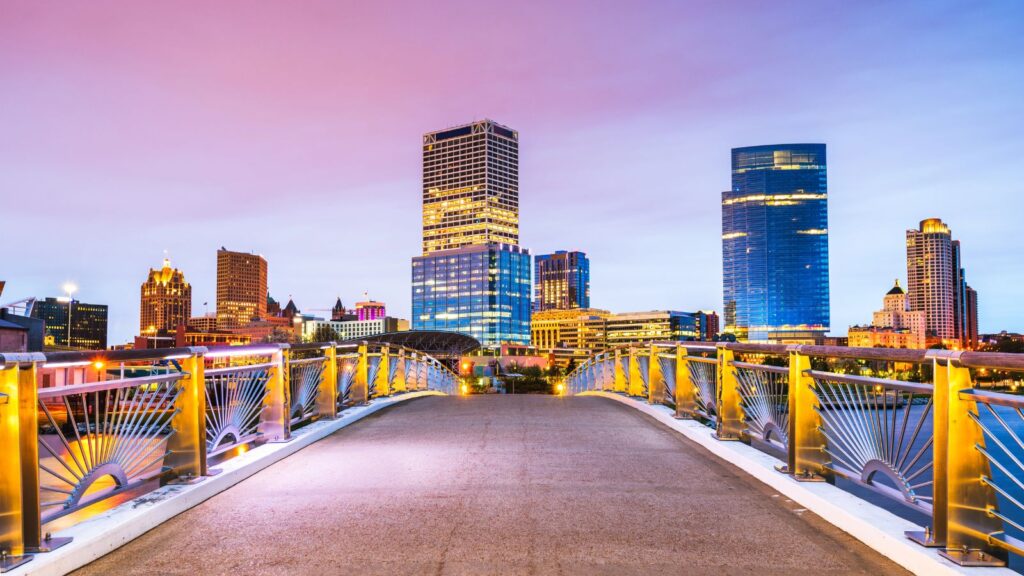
3,1,1024,344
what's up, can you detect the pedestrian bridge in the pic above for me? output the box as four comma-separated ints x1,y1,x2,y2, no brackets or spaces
1,341,1023,575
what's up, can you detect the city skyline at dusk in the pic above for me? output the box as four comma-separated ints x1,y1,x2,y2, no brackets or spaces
3,1,1024,344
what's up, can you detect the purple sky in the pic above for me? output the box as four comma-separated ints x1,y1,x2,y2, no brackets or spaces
2,0,1022,345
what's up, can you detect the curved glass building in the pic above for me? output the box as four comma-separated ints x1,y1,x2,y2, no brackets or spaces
722,144,830,343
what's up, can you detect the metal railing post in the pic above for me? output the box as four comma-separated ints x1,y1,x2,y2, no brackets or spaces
0,357,34,570
375,346,391,397
259,345,291,443
716,346,743,441
167,347,208,481
316,343,339,420
627,347,644,397
613,349,626,393
674,345,696,419
393,349,407,393
647,344,665,405
780,347,828,481
934,352,1004,566
353,343,370,404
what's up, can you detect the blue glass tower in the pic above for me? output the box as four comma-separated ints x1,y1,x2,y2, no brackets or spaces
533,251,590,312
412,244,532,346
722,144,830,343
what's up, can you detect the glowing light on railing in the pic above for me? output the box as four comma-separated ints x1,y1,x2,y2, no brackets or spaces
205,347,281,359
461,384,469,395
93,361,105,370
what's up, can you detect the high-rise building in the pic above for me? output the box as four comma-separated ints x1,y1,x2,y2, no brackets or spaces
140,258,191,335
848,280,927,349
412,243,532,346
216,247,268,329
722,144,830,343
906,218,977,348
531,308,610,350
533,251,590,312
31,297,108,350
412,119,532,346
605,311,703,347
421,119,519,254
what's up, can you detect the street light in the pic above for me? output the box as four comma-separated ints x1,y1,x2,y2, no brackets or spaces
62,283,77,347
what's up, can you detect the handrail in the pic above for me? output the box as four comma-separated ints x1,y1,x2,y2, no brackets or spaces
37,372,185,399
564,339,1024,567
0,339,459,560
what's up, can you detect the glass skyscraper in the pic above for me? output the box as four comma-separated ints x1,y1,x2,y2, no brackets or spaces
412,120,532,346
412,244,532,345
533,250,590,312
722,144,830,343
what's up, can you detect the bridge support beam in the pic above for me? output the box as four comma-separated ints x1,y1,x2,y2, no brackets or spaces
0,359,32,570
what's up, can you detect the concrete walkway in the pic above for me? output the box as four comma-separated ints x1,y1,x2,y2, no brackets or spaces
74,395,907,575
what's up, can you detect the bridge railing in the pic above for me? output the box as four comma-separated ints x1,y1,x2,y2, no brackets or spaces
566,341,1024,568
0,342,457,569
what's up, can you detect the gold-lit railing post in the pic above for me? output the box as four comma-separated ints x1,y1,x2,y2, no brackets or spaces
353,343,370,404
259,345,291,443
716,346,743,440
374,346,391,398
780,347,827,481
393,348,407,393
674,345,696,419
0,355,34,570
933,352,1004,566
613,349,626,393
316,343,339,420
647,344,665,405
627,347,644,397
167,347,208,481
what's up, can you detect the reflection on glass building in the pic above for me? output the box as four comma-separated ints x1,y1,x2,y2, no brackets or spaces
412,243,532,346
722,144,830,343
412,119,532,347
31,297,108,350
533,250,590,312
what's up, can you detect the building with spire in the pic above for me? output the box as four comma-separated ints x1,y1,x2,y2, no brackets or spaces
140,258,191,335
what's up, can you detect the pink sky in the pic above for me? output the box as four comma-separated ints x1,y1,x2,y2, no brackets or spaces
2,0,1023,343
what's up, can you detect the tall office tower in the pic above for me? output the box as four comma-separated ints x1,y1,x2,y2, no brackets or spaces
422,119,519,254
533,251,590,312
722,144,830,343
412,120,532,346
965,285,979,350
906,218,976,348
216,247,268,329
31,297,108,350
140,258,192,334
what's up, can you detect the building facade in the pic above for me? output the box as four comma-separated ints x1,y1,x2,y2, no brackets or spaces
412,243,532,346
906,218,977,348
531,308,610,350
31,297,108,350
216,247,268,329
302,317,400,342
421,119,519,254
355,299,386,321
722,144,830,343
140,258,191,335
533,251,590,312
412,119,532,347
848,280,927,349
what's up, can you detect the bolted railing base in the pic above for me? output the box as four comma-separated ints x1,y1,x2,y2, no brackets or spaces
0,551,31,573
939,548,1005,568
25,534,72,554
